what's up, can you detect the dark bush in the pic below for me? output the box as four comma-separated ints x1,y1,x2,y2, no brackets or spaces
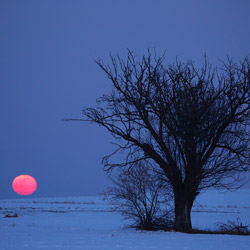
4,213,18,218
216,217,250,235
104,162,174,230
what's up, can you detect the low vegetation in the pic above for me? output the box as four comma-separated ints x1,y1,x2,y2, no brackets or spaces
104,162,174,231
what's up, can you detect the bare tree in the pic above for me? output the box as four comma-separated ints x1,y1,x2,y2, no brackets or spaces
67,50,250,232
105,162,173,230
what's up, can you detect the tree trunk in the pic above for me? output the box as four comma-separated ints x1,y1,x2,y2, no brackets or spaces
173,192,195,232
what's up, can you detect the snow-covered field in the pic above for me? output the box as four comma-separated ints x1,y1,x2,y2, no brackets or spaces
1,189,250,250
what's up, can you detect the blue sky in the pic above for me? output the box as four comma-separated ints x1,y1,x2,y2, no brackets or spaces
1,0,250,199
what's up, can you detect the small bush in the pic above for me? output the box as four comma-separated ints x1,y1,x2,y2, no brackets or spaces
4,213,18,218
189,218,250,235
215,217,250,235
104,162,174,231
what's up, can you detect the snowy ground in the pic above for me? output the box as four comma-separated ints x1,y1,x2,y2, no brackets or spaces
1,189,250,250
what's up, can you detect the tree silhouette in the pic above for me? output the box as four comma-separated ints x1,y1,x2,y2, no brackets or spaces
67,50,250,232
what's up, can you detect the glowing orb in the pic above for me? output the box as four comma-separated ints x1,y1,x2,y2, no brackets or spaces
12,175,37,195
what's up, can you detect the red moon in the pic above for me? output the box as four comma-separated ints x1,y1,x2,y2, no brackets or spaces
12,175,37,195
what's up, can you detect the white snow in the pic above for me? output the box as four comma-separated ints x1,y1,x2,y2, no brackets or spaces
1,189,250,249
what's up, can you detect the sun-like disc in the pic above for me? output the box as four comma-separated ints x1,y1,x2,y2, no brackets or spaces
12,174,37,195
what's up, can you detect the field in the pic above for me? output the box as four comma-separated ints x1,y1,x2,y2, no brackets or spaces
1,189,250,250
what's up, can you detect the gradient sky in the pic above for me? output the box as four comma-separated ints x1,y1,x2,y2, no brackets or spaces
1,0,250,199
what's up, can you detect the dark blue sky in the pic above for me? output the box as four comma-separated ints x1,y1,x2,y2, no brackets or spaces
1,0,250,199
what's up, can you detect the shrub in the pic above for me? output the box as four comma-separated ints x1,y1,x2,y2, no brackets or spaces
216,217,250,235
104,162,174,230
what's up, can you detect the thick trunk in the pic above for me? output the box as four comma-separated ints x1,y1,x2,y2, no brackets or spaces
173,192,195,232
